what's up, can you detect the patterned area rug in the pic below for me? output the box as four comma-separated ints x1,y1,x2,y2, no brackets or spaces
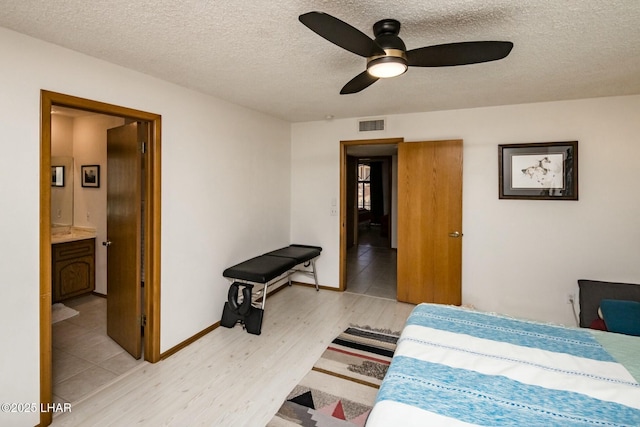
268,326,400,427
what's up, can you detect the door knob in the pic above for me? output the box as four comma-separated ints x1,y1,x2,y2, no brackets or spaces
102,240,112,247
448,231,462,238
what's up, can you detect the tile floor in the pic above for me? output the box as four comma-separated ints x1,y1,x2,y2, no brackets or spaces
52,294,144,404
346,224,397,300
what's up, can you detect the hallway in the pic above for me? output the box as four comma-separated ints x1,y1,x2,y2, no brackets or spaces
346,224,397,300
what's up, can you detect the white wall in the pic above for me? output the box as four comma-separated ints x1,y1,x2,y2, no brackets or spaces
291,95,640,326
0,27,290,427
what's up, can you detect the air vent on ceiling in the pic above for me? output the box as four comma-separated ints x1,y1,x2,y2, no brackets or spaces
358,118,385,132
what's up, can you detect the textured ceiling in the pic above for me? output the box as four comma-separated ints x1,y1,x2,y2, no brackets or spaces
1,1,639,122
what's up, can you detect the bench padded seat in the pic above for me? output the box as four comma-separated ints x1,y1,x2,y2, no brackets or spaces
264,244,322,263
223,255,298,284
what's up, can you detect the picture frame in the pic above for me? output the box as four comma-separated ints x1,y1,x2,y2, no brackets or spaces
51,165,64,187
81,165,100,188
498,141,578,200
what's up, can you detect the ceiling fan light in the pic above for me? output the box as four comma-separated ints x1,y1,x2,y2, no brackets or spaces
367,56,408,78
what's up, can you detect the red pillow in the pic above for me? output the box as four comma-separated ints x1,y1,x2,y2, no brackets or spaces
588,318,607,331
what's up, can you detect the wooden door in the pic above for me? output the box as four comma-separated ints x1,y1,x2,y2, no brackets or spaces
106,122,143,358
397,140,463,305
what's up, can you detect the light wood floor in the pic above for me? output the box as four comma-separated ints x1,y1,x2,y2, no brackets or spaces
51,285,414,426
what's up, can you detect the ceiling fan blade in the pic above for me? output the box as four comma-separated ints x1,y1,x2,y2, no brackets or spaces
340,71,379,94
407,41,513,67
299,11,385,57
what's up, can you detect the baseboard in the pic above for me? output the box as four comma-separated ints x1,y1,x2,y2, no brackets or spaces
159,281,331,360
160,321,220,360
292,281,339,291
264,281,290,298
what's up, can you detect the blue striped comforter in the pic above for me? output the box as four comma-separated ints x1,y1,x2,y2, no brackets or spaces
366,304,640,426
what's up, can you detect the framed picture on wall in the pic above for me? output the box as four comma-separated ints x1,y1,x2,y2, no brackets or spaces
51,165,64,187
498,141,578,200
81,165,100,188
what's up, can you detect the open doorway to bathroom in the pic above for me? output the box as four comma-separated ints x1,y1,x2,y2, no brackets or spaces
40,91,161,426
49,107,143,404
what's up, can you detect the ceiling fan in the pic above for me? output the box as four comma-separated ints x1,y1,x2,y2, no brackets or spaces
299,11,514,94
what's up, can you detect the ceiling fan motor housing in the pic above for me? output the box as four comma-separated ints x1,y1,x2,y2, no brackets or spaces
372,19,404,46
367,19,407,77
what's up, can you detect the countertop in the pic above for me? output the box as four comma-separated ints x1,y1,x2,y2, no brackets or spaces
51,226,97,244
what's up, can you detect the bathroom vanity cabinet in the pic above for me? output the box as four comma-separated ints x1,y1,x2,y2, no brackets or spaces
52,238,95,302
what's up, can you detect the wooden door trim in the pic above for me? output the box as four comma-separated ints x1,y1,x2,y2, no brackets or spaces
39,90,162,426
339,137,403,291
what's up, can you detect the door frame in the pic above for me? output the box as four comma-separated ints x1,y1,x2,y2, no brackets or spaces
339,137,403,290
39,90,162,426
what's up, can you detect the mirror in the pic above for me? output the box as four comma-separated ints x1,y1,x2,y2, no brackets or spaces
51,166,65,187
51,156,74,226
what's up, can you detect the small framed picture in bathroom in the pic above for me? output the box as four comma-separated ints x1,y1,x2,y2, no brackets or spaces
81,165,100,188
51,165,64,187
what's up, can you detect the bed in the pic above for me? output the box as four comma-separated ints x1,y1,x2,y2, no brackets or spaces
366,303,640,426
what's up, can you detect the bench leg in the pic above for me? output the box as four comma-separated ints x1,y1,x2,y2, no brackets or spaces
260,283,268,310
311,259,319,291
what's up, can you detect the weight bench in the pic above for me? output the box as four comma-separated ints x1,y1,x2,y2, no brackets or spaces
220,244,322,334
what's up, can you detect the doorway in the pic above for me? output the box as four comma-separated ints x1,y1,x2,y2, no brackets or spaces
39,91,161,427
346,155,396,298
340,138,403,298
339,137,463,305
